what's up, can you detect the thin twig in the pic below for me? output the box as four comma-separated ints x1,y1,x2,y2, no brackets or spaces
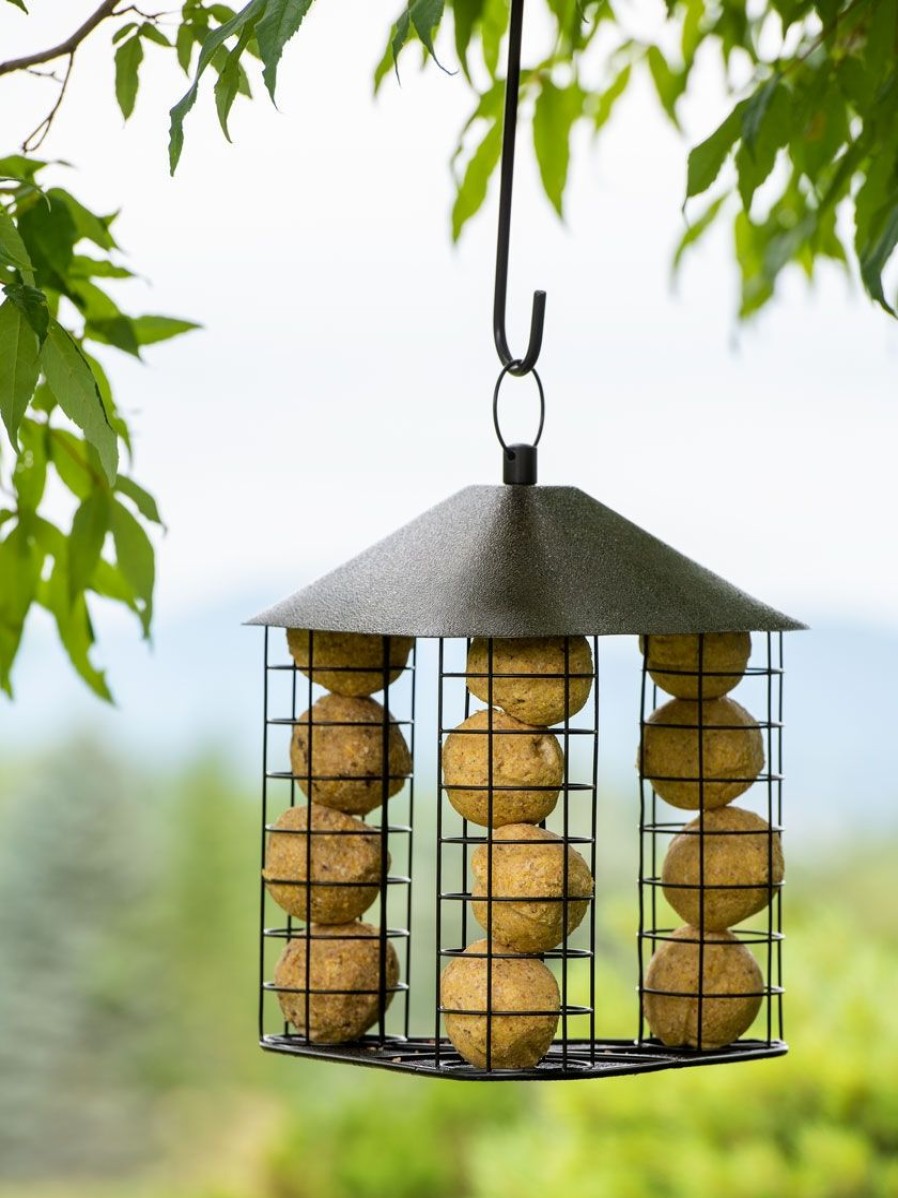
0,0,120,77
23,53,75,152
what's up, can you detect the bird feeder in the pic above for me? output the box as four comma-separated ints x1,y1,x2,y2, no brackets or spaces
247,0,804,1080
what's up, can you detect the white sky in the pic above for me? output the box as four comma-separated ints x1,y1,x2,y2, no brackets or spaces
4,1,898,635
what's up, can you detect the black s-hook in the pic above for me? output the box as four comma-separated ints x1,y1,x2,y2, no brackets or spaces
493,0,545,378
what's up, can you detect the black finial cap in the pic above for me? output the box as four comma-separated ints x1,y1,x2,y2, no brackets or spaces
503,443,537,485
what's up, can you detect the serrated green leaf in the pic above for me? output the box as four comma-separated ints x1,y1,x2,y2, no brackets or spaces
452,117,501,241
256,0,314,101
49,429,102,498
12,419,47,512
115,34,145,120
735,82,791,209
0,299,39,444
686,101,745,199
533,80,583,217
673,192,727,272
116,475,164,526
859,201,898,315
68,489,111,601
214,30,251,139
410,0,445,63
40,322,118,483
130,314,202,344
111,498,154,637
0,207,35,283
169,0,266,173
3,283,49,342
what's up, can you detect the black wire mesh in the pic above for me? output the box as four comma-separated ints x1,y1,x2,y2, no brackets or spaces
259,629,787,1079
259,630,415,1052
637,632,785,1058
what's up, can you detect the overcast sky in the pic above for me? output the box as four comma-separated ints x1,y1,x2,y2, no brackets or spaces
4,1,898,640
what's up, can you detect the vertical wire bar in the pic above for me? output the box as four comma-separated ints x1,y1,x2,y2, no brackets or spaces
435,638,445,1067
776,633,785,1041
650,677,659,950
561,637,571,1069
765,631,774,1046
696,633,706,1051
404,642,417,1041
589,636,599,1064
486,638,495,1072
462,641,472,948
637,638,648,1043
377,637,391,1043
290,641,299,1040
258,628,270,1042
303,631,314,1042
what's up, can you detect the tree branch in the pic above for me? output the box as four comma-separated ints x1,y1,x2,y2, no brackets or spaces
0,1,121,78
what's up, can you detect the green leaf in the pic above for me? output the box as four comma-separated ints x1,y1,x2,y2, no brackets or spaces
176,23,195,73
859,202,898,315
116,475,164,526
12,419,47,513
40,322,118,483
49,429,102,498
84,315,141,358
112,21,138,44
4,0,29,11
40,560,113,701
16,194,77,289
0,155,46,183
169,0,266,173
214,31,252,139
130,314,202,344
453,0,484,78
115,34,145,120
48,188,118,252
686,101,745,199
0,299,40,443
0,207,35,283
3,283,49,342
741,78,779,157
410,0,445,63
735,82,791,209
533,80,583,217
110,499,155,636
71,254,134,281
256,0,314,101
69,490,111,601
673,192,727,272
140,21,172,47
452,116,502,241
593,63,631,134
646,45,684,128
90,558,138,610
0,522,43,695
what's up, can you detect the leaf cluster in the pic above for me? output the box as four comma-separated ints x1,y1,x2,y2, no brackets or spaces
0,157,197,698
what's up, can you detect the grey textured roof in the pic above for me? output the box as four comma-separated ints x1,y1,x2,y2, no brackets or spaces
247,485,805,637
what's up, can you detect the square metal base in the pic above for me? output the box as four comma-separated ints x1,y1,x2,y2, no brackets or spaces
261,1035,788,1081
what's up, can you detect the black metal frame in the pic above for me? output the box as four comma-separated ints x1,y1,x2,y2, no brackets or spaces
259,629,415,1050
259,630,787,1081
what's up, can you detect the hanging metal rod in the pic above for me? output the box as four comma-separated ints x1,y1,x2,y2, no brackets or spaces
493,0,546,377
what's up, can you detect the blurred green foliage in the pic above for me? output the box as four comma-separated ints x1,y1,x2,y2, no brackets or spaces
0,739,896,1198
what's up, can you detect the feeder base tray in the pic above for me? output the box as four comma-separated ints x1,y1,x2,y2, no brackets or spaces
261,1035,787,1080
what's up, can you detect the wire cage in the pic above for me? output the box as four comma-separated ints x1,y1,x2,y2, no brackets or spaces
250,484,802,1081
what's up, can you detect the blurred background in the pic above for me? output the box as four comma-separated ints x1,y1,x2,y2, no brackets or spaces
2,2,897,1195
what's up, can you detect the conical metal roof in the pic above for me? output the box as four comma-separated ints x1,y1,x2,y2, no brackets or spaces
247,485,805,637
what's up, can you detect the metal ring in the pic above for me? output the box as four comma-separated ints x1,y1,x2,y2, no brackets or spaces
492,362,545,451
